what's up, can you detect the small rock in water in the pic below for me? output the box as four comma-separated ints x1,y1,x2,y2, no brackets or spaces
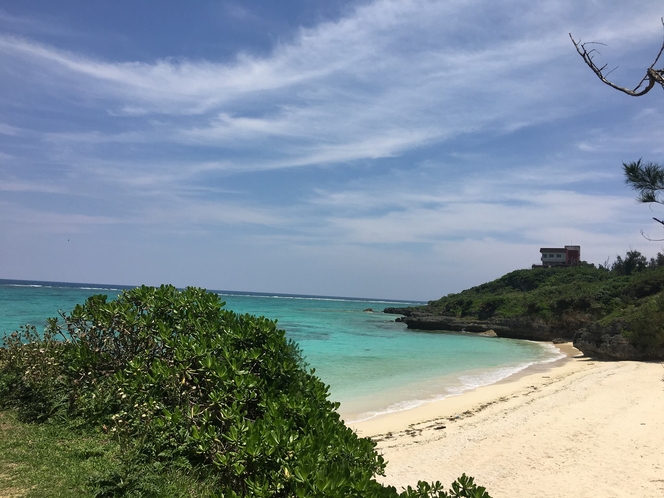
363,308,374,312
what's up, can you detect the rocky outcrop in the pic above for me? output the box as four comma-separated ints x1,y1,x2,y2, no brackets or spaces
387,310,572,341
573,322,664,361
492,317,561,341
384,307,664,360
383,307,415,316
398,314,507,334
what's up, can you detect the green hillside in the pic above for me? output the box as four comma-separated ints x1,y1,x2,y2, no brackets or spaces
409,251,664,357
428,264,660,322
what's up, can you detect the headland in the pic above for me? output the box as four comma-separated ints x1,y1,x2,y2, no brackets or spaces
384,262,664,361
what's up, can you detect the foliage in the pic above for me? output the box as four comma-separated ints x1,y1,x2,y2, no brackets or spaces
611,250,647,276
624,159,664,205
396,474,491,498
0,285,491,497
623,159,664,240
0,323,71,422
420,250,664,350
622,293,664,351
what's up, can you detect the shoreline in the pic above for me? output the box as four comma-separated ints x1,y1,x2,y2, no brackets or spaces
344,341,570,431
349,343,664,497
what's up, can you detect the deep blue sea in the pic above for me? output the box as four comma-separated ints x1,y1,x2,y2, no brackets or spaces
0,279,563,422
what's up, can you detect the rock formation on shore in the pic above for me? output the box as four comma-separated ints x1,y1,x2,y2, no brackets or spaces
573,322,664,361
384,308,566,342
385,262,664,361
385,307,664,360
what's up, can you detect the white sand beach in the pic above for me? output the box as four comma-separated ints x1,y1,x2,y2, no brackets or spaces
349,344,664,498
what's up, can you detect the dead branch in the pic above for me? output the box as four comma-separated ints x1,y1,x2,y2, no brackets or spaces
570,18,664,97
639,218,664,241
640,228,664,242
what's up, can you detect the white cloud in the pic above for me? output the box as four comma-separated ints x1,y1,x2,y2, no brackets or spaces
1,0,660,179
2,0,664,297
0,123,22,136
0,201,119,231
0,180,66,194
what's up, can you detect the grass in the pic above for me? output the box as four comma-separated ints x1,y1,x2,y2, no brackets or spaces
0,410,218,498
0,410,110,497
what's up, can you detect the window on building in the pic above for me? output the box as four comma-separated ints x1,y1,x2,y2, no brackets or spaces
556,254,562,258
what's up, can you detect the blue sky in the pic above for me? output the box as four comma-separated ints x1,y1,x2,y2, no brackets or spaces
1,0,664,300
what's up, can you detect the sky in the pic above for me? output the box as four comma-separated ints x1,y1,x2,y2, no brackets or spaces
1,0,664,301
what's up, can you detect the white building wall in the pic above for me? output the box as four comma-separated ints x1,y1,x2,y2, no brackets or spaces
541,251,567,264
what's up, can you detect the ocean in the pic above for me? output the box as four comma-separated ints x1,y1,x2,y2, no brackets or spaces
0,279,563,422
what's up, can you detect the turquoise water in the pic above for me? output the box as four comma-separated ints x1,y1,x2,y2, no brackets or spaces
0,280,562,422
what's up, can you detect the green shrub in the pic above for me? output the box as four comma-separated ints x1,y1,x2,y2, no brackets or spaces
0,285,491,497
397,474,490,498
622,292,664,352
501,269,549,292
477,299,504,320
0,322,71,422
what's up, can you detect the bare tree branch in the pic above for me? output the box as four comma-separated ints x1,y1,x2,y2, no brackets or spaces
640,228,664,242
570,18,664,97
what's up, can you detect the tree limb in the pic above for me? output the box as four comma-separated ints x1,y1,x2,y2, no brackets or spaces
570,18,664,97
641,228,664,242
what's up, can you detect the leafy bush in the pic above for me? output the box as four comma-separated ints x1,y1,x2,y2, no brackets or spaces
397,474,490,498
611,250,648,276
477,299,504,320
0,285,491,497
622,292,664,351
0,322,71,422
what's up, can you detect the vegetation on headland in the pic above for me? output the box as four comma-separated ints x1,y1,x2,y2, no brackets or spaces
0,285,491,497
389,250,664,360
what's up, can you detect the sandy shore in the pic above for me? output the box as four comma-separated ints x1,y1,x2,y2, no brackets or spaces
349,344,664,498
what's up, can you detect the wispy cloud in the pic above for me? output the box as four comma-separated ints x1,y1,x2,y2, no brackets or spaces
0,123,22,136
0,201,120,233
0,180,66,194
2,0,660,174
0,7,75,37
2,0,664,297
